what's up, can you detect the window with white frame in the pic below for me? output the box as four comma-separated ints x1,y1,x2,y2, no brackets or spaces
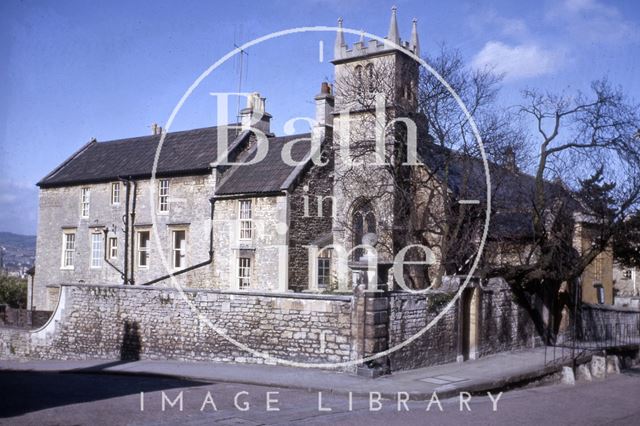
239,200,252,240
111,182,120,204
238,257,251,289
90,233,104,268
172,230,187,269
137,230,150,268
108,237,118,259
158,180,169,212
623,269,633,280
80,188,90,218
62,231,76,269
317,249,333,288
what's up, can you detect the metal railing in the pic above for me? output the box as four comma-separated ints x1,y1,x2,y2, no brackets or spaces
544,303,640,366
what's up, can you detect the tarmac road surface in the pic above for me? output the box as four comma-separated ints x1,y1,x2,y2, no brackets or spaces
1,368,639,425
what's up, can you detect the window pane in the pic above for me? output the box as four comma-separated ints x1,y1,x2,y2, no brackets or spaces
111,183,120,204
159,180,169,212
91,233,103,268
239,200,252,239
138,231,150,267
81,188,90,217
238,257,251,288
109,237,118,258
63,233,75,267
173,230,186,269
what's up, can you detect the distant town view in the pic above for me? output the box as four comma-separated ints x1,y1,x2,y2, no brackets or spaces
0,232,36,278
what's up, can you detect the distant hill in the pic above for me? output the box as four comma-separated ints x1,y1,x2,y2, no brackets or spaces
0,232,36,250
0,232,36,275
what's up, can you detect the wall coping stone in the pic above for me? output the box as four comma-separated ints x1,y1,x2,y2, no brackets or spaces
583,302,640,314
59,283,354,302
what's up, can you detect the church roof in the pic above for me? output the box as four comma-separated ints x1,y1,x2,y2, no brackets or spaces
417,142,582,240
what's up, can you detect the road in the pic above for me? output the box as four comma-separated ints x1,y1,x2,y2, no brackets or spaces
1,369,639,425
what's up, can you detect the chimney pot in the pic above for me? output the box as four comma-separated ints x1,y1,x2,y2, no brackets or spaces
240,92,272,134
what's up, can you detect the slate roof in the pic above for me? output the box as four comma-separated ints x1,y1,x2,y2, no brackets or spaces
418,142,581,240
38,126,241,188
216,134,312,195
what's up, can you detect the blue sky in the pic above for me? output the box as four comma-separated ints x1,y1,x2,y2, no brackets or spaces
1,0,639,235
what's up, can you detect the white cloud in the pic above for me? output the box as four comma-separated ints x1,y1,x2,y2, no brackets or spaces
471,41,562,80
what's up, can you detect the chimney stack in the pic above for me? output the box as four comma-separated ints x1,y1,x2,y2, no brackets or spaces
315,82,334,127
151,123,163,136
239,92,272,134
504,147,518,173
313,81,334,147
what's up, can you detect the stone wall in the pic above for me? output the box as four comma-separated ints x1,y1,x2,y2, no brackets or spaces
388,291,459,370
2,279,544,373
0,283,356,369
579,303,640,343
0,307,51,329
478,278,539,357
287,143,334,291
388,278,540,371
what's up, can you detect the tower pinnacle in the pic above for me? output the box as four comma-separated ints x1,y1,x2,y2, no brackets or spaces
387,6,400,45
334,17,345,58
410,18,420,55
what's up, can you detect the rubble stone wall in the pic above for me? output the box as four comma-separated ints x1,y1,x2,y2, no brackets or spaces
0,283,357,370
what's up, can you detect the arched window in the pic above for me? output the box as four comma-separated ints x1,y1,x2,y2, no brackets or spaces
352,199,376,260
354,65,363,81
354,65,364,98
365,63,375,92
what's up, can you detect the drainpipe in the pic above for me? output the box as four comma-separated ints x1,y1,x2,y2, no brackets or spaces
103,227,125,280
121,178,130,285
129,180,138,285
139,199,216,286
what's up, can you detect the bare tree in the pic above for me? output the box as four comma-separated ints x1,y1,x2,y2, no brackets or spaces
489,80,640,338
332,42,640,339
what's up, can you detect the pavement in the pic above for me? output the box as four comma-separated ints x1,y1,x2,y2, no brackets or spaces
0,346,566,400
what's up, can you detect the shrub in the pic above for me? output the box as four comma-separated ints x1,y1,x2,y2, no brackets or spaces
0,276,28,308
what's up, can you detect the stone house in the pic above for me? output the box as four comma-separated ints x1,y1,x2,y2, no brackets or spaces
31,8,613,313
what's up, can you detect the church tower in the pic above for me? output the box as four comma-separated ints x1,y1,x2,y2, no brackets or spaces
330,7,421,289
